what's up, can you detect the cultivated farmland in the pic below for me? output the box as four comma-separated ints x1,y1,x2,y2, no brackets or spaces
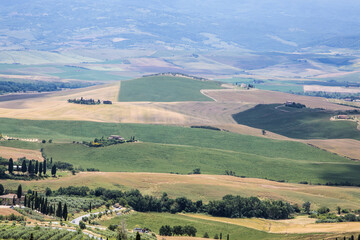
118,76,222,102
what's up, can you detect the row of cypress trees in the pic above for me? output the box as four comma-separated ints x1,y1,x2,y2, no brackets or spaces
24,191,67,220
8,158,57,176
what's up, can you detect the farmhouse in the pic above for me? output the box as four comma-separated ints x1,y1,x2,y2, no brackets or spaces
108,135,125,141
103,100,112,104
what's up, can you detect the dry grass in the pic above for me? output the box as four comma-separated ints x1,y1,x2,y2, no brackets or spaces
0,207,22,216
184,214,360,234
2,172,360,210
0,146,42,161
201,89,355,110
0,83,198,124
304,85,360,93
302,139,360,161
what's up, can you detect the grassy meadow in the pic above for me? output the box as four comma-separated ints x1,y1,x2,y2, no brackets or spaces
0,118,360,184
100,212,343,240
101,212,286,240
118,76,222,102
233,104,360,140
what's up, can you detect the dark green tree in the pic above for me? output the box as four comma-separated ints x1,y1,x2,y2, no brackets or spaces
172,226,183,236
17,184,22,199
39,163,43,176
159,225,172,236
35,161,39,175
183,225,197,237
227,234,230,240
28,161,34,175
0,184,4,195
79,220,86,229
51,165,56,177
337,206,341,215
56,202,62,218
89,202,92,212
21,160,27,174
43,159,47,175
8,158,13,174
203,232,209,238
214,234,219,239
220,233,222,239
136,232,141,240
302,201,311,214
24,195,27,206
12,196,16,205
63,203,68,220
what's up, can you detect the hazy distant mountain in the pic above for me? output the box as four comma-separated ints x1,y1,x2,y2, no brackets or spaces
1,0,360,52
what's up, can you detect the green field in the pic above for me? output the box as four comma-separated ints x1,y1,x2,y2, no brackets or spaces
100,212,326,240
118,76,222,102
1,118,360,184
233,104,360,140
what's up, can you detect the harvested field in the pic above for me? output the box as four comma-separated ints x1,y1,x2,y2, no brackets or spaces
304,85,360,93
0,146,42,161
0,207,22,216
3,172,360,209
303,139,360,161
201,89,355,110
0,83,198,124
185,214,360,234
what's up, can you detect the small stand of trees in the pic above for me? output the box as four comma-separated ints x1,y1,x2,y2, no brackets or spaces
159,225,197,237
24,191,68,220
68,97,100,105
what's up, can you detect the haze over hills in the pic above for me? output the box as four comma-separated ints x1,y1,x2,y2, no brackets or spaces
1,0,360,79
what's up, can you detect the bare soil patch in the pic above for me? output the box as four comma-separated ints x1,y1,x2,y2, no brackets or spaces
201,89,355,110
0,146,42,161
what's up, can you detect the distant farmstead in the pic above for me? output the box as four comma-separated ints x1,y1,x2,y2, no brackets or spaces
337,115,350,119
108,135,125,141
103,100,112,104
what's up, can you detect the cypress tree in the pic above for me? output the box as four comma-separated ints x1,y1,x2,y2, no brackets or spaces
43,159,47,175
51,165,56,177
24,195,27,206
8,158,13,174
17,184,22,199
227,234,229,240
39,163,43,176
220,233,222,239
44,198,48,214
35,161,39,175
0,184,4,195
56,202,62,218
136,232,141,240
90,202,92,212
12,196,16,205
21,160,27,174
28,161,34,175
63,203,68,220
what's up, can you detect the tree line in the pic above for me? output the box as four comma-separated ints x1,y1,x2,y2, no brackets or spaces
47,186,296,220
0,80,93,94
159,225,197,237
8,158,57,177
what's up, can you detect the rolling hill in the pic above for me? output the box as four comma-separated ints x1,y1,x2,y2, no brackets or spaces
232,104,360,140
1,118,360,184
118,76,222,102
